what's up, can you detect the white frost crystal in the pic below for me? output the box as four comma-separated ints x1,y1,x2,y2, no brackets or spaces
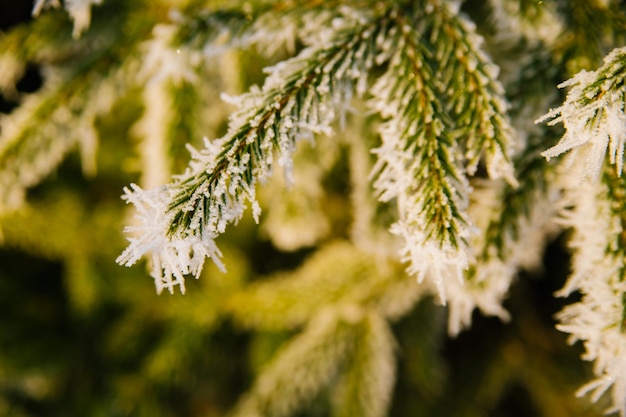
116,184,224,295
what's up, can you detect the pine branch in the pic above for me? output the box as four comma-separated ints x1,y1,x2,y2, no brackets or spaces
369,0,516,303
538,46,626,181
117,6,392,293
553,172,626,416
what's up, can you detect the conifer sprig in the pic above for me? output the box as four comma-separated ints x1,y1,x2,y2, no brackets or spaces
538,46,626,181
369,17,467,248
539,46,626,413
553,174,626,416
428,1,516,182
369,0,516,303
166,7,387,235
117,6,392,293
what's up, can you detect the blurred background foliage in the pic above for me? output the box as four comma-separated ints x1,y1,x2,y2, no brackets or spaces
0,1,616,416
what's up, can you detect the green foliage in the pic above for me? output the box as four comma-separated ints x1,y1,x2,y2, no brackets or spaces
1,0,625,416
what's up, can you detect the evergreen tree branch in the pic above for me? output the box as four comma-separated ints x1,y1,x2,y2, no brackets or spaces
369,7,470,303
553,171,626,416
538,46,626,181
427,0,516,182
368,0,516,304
117,6,393,293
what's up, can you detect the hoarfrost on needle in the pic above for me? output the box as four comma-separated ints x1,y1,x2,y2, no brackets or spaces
116,184,224,294
538,47,626,181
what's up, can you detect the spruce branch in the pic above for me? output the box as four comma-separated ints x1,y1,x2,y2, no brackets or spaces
369,0,516,304
553,172,626,416
369,9,470,303
427,0,517,183
118,6,393,293
539,47,626,417
538,46,626,181
442,37,567,336
166,9,385,235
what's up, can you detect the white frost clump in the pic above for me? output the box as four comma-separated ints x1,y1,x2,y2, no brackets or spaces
116,184,225,295
390,221,469,306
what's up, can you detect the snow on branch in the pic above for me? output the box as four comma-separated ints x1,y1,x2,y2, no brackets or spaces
537,46,626,181
554,173,626,417
369,0,516,305
117,6,391,293
538,47,626,415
